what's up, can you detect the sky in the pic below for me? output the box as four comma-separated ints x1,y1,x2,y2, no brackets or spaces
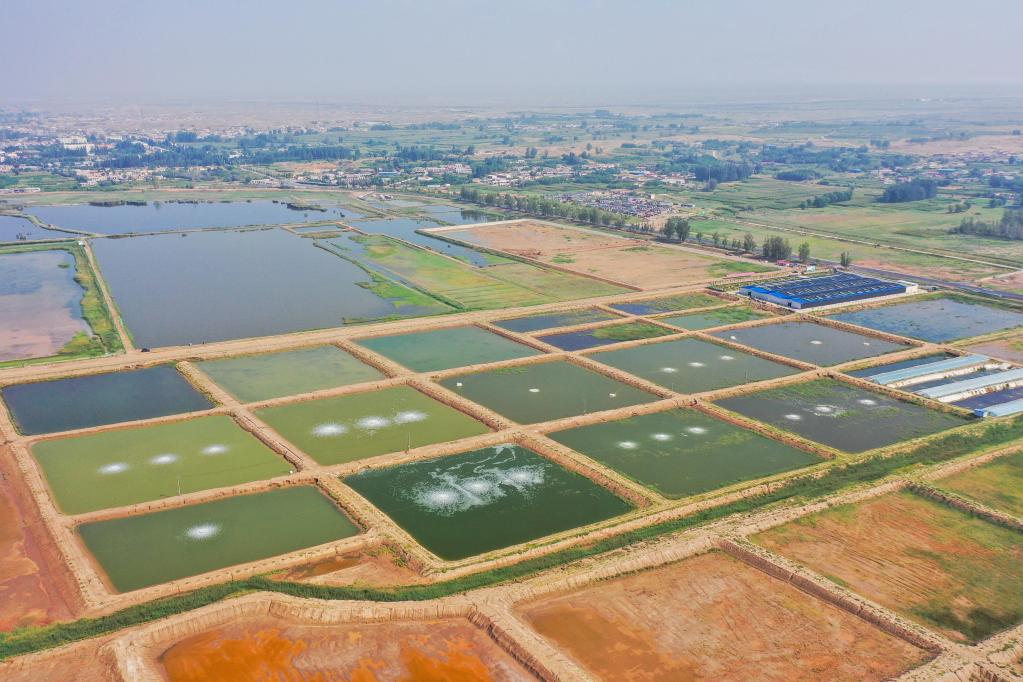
3,0,1023,106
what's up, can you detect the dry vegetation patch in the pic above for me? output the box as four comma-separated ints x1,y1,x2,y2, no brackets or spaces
753,491,1023,643
518,550,928,680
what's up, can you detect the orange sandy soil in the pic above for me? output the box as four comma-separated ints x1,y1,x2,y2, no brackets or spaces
451,221,727,288
269,547,426,587
518,550,927,681
754,492,1023,643
0,637,117,682
0,447,76,631
159,616,533,682
964,332,1023,364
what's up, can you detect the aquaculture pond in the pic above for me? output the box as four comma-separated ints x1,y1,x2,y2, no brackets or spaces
658,305,772,330
357,326,540,372
590,337,798,393
27,200,353,234
715,379,969,453
830,297,1023,342
2,365,213,435
31,415,290,514
538,322,674,351
255,386,489,466
0,215,65,242
348,218,495,267
79,486,358,592
197,346,384,403
0,248,91,362
712,321,909,366
492,308,620,334
417,205,502,225
91,228,448,347
344,444,631,560
439,360,658,424
549,409,820,499
608,292,725,315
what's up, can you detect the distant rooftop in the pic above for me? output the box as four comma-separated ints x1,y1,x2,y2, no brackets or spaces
740,272,908,309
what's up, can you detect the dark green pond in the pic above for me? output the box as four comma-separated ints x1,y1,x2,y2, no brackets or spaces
79,486,359,592
549,409,821,499
438,360,658,424
357,326,541,372
711,321,908,366
344,444,631,560
2,365,213,435
715,379,969,453
590,337,798,393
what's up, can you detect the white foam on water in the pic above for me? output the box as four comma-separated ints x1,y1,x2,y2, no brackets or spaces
394,410,428,424
97,462,129,475
858,398,878,406
462,479,493,495
149,453,179,466
455,382,463,387
863,341,871,346
687,361,706,368
810,340,823,345
729,335,738,340
784,413,803,421
201,444,229,456
609,393,617,398
815,405,834,414
506,467,543,485
528,388,540,393
685,426,708,435
312,422,348,437
617,440,639,449
356,416,391,430
413,459,546,514
719,355,735,361
426,489,459,505
650,432,674,441
813,404,845,417
660,367,679,373
185,523,221,540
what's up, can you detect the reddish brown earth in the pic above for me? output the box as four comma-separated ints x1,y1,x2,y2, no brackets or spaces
0,446,76,631
159,616,533,682
964,332,1023,364
518,551,927,681
0,638,117,682
270,547,425,587
754,492,1023,643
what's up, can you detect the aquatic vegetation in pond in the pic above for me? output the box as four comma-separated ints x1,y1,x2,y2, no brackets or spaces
493,308,619,333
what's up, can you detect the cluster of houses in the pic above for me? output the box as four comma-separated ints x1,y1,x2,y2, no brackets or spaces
555,190,674,217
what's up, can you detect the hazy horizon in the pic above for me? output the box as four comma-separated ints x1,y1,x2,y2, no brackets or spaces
4,0,1023,107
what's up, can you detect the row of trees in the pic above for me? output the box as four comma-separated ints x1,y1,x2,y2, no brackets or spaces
879,178,938,203
952,209,1023,240
800,187,854,209
659,217,691,242
458,187,634,228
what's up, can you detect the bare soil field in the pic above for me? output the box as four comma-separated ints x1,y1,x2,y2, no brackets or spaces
518,550,928,681
269,546,425,587
158,615,533,682
0,446,76,631
964,331,1023,364
0,637,118,682
445,221,744,288
754,492,1023,643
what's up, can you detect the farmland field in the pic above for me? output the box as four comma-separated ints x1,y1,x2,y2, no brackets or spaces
754,491,1023,643
940,452,1023,519
519,550,928,680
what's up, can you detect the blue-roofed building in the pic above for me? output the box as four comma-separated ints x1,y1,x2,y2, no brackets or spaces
739,273,914,309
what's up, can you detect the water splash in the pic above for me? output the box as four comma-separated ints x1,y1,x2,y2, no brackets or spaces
312,422,348,437
719,355,735,361
857,398,878,406
201,444,229,456
528,388,540,393
149,453,180,465
185,523,221,540
98,462,129,475
650,432,673,442
617,440,639,449
687,361,706,368
356,416,391,430
394,410,428,424
685,426,708,435
784,413,803,421
660,366,679,373
810,340,823,345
